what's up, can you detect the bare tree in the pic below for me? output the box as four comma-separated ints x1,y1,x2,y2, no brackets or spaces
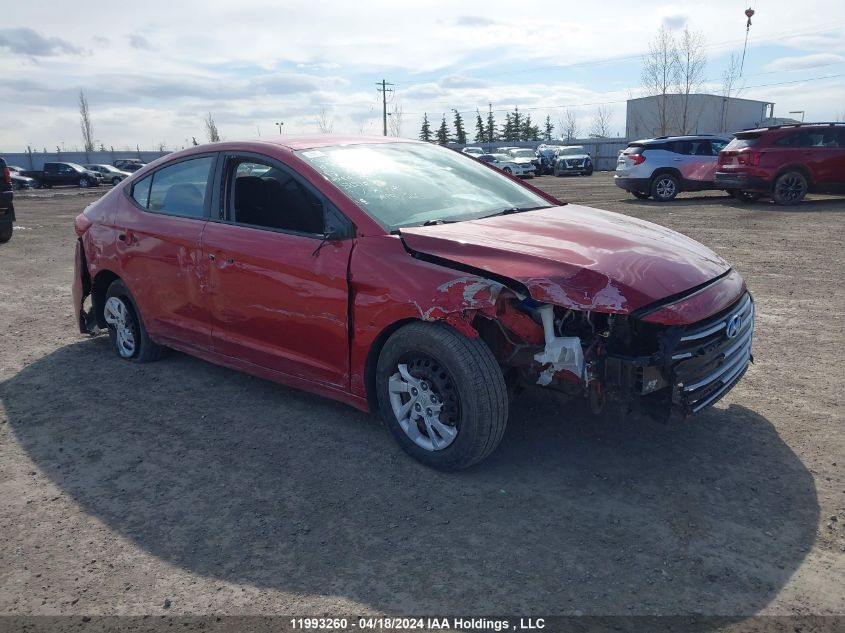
388,102,404,137
589,106,612,138
316,107,334,134
675,27,707,134
204,113,220,142
78,91,95,154
641,25,679,135
157,141,167,152
720,53,744,132
559,110,579,142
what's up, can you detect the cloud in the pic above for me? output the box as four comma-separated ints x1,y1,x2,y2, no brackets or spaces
454,16,500,28
439,75,489,89
765,53,845,72
129,33,151,50
0,28,85,56
661,13,688,30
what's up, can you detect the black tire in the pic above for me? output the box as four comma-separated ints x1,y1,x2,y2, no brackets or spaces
772,171,808,206
553,166,560,177
650,173,679,201
503,167,513,175
112,177,121,186
583,167,594,176
376,321,508,470
103,280,166,363
78,177,90,188
0,224,13,243
631,191,650,200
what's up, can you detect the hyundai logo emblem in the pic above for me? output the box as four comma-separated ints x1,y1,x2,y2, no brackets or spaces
726,314,742,339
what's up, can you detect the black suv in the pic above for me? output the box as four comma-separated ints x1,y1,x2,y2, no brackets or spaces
0,157,15,243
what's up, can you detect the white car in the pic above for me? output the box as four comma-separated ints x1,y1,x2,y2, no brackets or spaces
477,153,536,177
462,147,484,156
84,164,132,185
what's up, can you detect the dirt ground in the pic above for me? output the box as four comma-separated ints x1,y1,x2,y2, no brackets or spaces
0,173,843,619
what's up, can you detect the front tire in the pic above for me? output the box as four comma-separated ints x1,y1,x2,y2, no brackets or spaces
503,167,513,175
103,280,166,363
112,177,121,186
772,171,808,205
78,177,90,188
650,173,679,201
0,224,13,243
376,322,508,470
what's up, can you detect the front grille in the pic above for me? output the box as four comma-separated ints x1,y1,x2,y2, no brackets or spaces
565,159,584,168
670,293,754,413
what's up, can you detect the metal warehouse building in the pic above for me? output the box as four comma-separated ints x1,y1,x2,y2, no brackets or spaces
626,94,775,139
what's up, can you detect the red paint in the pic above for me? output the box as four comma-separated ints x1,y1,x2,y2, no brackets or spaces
72,135,749,413
400,204,730,314
641,270,746,325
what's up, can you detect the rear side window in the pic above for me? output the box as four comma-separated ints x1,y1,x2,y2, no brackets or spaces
725,135,760,151
132,175,152,207
624,145,644,155
144,156,214,218
776,130,840,148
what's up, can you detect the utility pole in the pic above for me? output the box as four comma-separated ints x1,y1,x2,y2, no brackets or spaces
376,79,394,136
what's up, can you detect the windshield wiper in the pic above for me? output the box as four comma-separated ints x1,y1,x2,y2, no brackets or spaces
421,218,456,226
479,205,551,220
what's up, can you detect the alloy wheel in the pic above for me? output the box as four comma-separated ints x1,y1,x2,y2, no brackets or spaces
104,296,136,358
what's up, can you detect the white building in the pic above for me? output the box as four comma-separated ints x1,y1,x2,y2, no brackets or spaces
626,94,776,139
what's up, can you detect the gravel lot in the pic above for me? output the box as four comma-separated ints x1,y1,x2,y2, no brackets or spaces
0,173,843,619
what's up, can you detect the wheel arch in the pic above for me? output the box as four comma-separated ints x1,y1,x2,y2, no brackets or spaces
91,269,122,328
649,167,683,184
773,164,813,187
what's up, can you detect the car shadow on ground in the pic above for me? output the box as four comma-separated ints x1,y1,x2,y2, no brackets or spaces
1,338,818,615
620,195,845,212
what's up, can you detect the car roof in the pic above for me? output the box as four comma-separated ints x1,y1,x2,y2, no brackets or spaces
251,135,422,151
636,135,728,144
738,122,845,135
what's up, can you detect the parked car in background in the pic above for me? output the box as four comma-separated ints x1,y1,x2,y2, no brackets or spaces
716,123,845,205
72,136,753,470
462,147,484,156
0,157,15,243
7,165,26,174
615,135,730,201
113,159,146,172
535,144,563,175
21,162,103,188
477,153,536,177
85,164,132,185
552,146,594,177
10,173,38,190
502,148,542,174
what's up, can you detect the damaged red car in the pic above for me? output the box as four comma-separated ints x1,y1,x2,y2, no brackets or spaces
72,137,754,470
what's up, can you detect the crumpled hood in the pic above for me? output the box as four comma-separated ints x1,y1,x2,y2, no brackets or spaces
399,205,731,313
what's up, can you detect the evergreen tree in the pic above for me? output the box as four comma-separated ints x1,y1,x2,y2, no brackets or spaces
501,112,513,141
521,114,533,141
511,106,522,141
452,109,467,145
543,115,554,141
435,114,451,145
419,113,432,142
486,104,497,145
474,109,486,143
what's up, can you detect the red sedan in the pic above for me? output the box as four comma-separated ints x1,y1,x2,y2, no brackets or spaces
72,136,754,469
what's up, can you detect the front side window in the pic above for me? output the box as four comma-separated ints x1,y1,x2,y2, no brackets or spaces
145,156,214,218
227,158,325,235
297,143,550,230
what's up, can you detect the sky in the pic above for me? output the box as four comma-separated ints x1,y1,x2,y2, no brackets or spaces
1,0,844,152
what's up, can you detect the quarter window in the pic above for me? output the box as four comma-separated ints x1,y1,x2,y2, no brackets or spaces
144,156,214,218
131,175,152,207
226,158,326,235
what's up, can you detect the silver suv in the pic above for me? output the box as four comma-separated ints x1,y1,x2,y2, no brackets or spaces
615,135,730,201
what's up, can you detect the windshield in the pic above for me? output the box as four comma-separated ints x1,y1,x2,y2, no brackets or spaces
557,147,585,156
509,149,535,158
297,143,551,230
67,163,86,171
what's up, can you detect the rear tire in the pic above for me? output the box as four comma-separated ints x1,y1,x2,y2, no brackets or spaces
772,171,808,205
650,173,679,201
0,224,13,243
111,177,121,186
103,280,167,363
376,322,508,470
